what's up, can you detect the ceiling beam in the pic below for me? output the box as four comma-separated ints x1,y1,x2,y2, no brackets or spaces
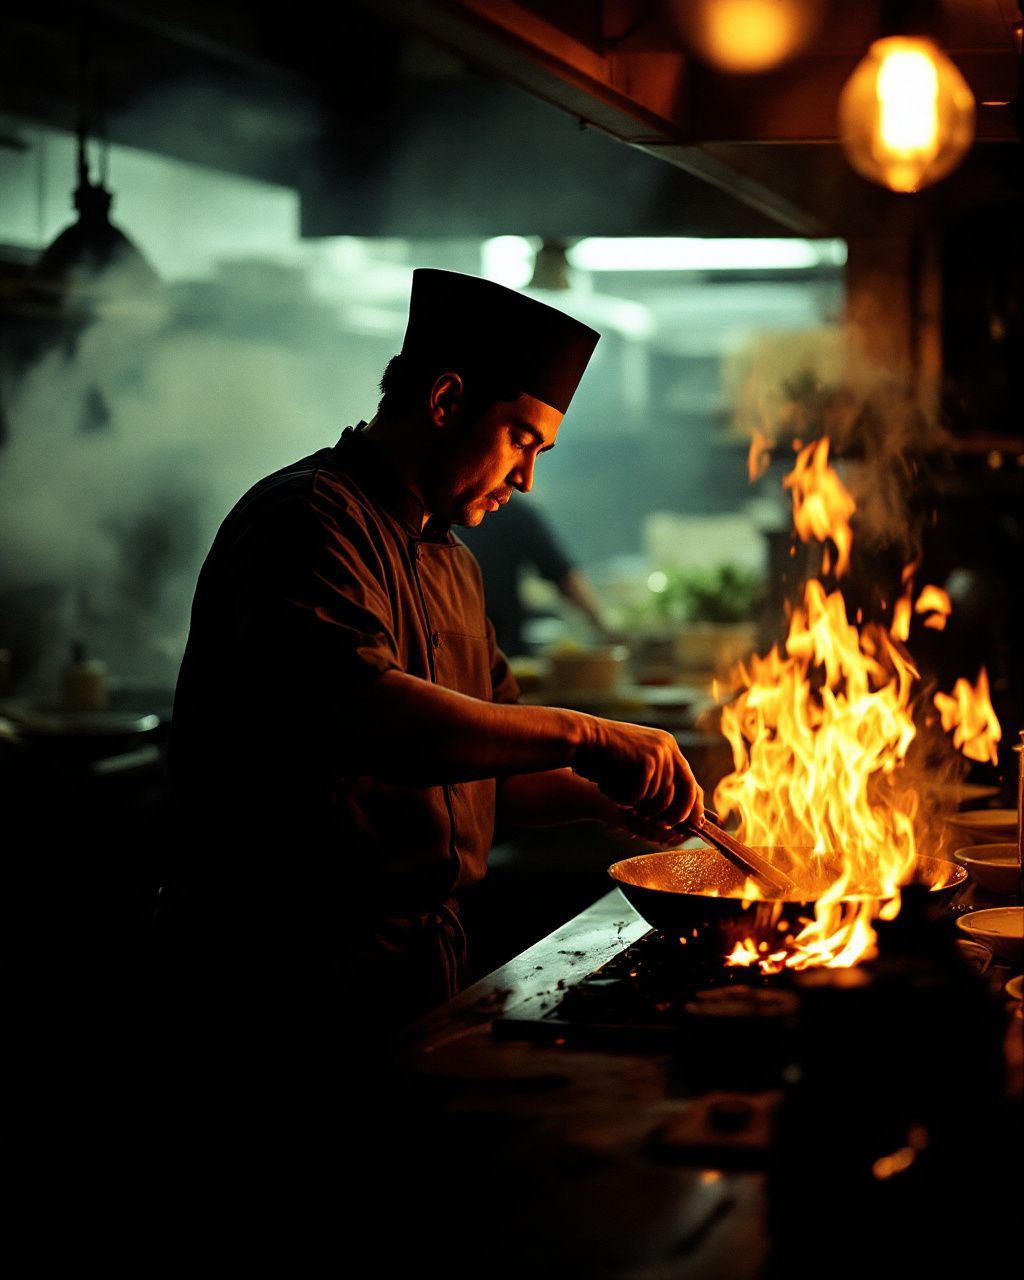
358,0,831,235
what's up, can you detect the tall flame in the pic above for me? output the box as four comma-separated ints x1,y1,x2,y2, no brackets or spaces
715,579,921,970
714,436,998,973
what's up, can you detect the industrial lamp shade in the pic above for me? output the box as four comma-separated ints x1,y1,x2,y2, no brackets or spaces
838,36,975,193
30,177,159,321
528,240,572,291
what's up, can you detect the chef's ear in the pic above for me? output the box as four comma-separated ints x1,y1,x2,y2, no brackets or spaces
428,371,465,429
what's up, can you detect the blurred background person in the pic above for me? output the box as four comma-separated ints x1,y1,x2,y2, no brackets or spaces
459,498,611,656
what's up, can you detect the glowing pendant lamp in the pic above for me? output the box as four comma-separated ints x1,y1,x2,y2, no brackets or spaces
668,0,828,74
838,11,975,193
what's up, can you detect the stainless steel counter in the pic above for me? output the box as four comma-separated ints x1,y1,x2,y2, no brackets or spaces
392,891,769,1280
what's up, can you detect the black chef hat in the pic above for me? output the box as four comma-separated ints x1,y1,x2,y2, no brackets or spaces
400,269,600,414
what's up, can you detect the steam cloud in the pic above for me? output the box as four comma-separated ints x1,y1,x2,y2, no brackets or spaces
728,323,950,562
0,263,391,693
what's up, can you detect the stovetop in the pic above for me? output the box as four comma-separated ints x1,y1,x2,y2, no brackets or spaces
489,905,1016,1185
493,928,801,1056
490,907,1005,1091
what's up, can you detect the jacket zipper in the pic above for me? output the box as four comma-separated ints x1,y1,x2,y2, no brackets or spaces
410,540,461,886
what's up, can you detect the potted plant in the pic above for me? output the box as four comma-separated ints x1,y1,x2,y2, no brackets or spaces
643,563,763,678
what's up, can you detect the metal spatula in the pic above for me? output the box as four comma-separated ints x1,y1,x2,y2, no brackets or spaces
677,814,797,898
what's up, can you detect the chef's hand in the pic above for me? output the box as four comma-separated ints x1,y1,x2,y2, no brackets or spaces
604,804,704,847
573,717,704,833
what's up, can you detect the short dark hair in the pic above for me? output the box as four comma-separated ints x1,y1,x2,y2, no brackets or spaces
377,352,521,418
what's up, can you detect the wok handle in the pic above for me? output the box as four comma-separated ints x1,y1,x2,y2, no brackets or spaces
678,817,797,897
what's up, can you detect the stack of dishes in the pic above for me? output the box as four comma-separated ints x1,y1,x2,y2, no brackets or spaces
940,808,1017,844
956,907,1024,965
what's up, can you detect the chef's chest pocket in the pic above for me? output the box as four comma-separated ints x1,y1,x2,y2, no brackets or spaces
431,630,492,699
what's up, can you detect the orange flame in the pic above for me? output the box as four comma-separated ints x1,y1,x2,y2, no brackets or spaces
713,442,920,973
782,438,856,577
715,579,920,971
891,577,951,640
748,429,775,482
890,595,912,642
890,562,918,641
915,584,952,631
726,938,789,973
934,668,1001,765
710,437,999,974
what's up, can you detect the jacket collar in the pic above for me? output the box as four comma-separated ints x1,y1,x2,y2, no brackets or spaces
333,422,454,543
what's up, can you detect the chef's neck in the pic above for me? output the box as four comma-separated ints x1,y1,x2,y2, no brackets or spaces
362,411,435,531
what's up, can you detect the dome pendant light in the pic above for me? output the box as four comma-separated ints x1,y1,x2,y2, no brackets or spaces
838,3,975,192
528,240,573,291
27,24,158,327
17,25,161,437
29,124,160,321
667,0,828,75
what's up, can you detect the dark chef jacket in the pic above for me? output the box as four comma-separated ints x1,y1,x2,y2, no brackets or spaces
168,421,520,1025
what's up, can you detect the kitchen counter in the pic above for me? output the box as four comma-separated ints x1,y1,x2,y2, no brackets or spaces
383,885,1020,1280
389,891,770,1280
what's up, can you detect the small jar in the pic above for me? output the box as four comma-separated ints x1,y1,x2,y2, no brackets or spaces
61,643,108,712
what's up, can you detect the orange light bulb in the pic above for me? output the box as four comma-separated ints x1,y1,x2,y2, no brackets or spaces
838,36,975,192
669,0,826,74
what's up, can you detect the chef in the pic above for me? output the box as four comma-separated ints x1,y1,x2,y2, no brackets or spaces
168,268,703,1036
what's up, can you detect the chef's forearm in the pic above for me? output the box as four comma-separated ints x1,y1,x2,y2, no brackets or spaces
337,670,593,785
497,768,620,829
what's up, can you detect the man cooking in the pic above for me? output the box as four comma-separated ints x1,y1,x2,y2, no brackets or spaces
168,268,703,1035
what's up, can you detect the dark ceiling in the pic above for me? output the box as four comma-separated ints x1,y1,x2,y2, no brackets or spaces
1,1,1021,240
0,1,784,238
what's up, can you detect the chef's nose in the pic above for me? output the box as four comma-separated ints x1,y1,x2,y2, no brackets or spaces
510,452,536,493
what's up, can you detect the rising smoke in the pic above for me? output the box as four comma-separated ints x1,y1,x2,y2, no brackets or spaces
0,260,393,694
729,322,951,564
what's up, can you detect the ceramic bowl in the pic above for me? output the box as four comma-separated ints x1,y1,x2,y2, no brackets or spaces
941,809,1018,844
956,907,1024,965
546,644,629,693
952,843,1021,896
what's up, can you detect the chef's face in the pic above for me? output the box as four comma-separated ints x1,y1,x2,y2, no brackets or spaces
429,381,563,527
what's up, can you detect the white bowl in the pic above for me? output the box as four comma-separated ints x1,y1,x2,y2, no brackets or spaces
956,907,1024,965
941,809,1018,844
546,645,628,693
952,843,1021,896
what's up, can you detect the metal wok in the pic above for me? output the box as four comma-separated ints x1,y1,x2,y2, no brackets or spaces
608,846,966,956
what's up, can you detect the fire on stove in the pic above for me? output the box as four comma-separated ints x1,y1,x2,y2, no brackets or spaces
637,435,999,975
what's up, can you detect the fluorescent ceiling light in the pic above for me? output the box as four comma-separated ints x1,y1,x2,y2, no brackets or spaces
481,235,534,288
481,236,653,339
568,238,847,272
